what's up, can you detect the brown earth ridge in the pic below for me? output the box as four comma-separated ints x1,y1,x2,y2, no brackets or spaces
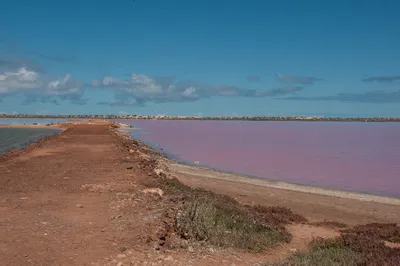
0,120,399,265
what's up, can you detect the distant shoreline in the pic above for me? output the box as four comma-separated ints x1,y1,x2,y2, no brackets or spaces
1,114,400,122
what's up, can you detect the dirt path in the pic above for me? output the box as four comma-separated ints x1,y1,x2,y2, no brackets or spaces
0,122,395,266
0,124,148,265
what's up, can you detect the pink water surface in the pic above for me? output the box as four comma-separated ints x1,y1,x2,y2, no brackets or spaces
118,119,400,198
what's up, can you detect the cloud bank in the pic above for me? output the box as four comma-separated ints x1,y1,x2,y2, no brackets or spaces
92,73,304,106
276,73,324,85
0,59,83,104
247,75,261,82
362,76,400,83
284,90,400,104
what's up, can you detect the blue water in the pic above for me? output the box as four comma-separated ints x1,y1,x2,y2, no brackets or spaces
0,118,69,125
0,127,62,155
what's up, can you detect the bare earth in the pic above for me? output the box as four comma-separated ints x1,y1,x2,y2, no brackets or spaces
0,121,399,265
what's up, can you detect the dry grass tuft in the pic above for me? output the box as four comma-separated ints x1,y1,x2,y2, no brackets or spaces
161,178,290,251
268,223,400,266
342,223,400,243
249,205,307,228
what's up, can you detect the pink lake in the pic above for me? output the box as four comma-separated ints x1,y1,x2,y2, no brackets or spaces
117,119,400,198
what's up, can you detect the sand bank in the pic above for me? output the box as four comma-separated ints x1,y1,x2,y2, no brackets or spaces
171,163,400,205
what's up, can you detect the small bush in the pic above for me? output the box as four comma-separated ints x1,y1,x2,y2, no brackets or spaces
162,177,190,195
270,243,359,266
161,178,289,251
175,194,285,251
250,205,307,228
268,229,400,266
342,223,400,243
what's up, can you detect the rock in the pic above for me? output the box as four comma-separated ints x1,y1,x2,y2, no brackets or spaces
126,166,133,170
156,229,167,240
180,240,188,248
142,188,164,197
290,248,297,253
117,254,126,259
117,262,124,266
129,149,135,153
76,204,83,208
153,168,163,176
188,246,194,253
164,256,173,261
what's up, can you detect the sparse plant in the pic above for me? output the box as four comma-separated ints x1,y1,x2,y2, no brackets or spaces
160,178,290,251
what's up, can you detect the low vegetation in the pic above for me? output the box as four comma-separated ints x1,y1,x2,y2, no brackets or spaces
310,220,348,229
269,223,400,266
248,205,307,229
160,178,295,251
342,223,400,243
269,238,360,266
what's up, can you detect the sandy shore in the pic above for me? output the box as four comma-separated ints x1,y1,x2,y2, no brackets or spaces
171,163,400,205
167,163,400,225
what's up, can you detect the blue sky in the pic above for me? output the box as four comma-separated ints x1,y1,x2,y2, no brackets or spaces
1,0,400,117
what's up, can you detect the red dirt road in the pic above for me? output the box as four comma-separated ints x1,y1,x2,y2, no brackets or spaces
0,124,148,265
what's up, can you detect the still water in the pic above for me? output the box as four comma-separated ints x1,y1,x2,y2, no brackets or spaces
117,119,400,198
0,127,61,154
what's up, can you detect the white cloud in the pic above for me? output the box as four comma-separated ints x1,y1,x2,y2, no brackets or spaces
92,76,124,87
46,73,81,96
276,73,323,85
130,73,163,93
92,72,305,106
182,86,197,97
0,65,82,102
0,67,43,94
